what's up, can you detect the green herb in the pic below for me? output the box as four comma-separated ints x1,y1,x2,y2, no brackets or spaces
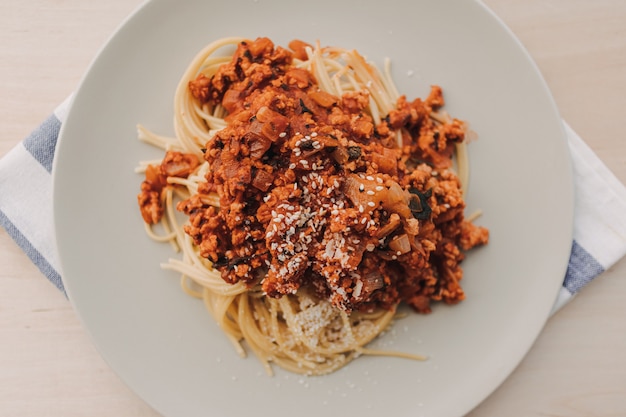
408,188,432,220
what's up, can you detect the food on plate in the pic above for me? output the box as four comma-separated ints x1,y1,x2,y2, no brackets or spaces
136,37,488,375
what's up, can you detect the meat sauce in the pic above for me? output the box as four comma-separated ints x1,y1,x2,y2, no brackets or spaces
139,37,488,313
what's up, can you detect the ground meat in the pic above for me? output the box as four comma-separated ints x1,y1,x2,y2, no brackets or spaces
137,151,199,224
171,38,488,313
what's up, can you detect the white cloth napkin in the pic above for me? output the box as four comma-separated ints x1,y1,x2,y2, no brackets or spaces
2,97,626,311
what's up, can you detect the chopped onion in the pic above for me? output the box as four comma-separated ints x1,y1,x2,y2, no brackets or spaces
372,147,399,175
222,88,243,113
254,106,289,141
343,174,416,222
381,181,411,219
388,233,411,255
308,90,338,108
376,213,401,238
251,169,274,191
342,174,378,212
331,146,350,164
372,152,397,175
361,272,385,296
144,164,163,187
249,135,272,158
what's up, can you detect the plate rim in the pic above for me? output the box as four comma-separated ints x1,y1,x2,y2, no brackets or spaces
51,0,574,416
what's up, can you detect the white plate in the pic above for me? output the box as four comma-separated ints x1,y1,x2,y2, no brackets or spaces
52,1,573,416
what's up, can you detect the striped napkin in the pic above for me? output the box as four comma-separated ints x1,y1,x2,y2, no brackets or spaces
2,97,626,311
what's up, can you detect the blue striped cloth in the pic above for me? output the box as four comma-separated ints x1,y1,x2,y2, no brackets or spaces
2,98,626,311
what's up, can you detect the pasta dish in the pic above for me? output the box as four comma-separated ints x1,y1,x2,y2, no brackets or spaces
136,37,488,375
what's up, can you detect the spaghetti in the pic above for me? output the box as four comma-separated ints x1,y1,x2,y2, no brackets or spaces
136,37,488,375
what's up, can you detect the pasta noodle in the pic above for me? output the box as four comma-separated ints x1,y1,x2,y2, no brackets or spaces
136,37,488,376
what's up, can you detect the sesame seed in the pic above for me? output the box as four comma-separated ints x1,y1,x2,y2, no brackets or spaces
367,201,375,207
359,184,365,191
366,190,375,196
366,175,374,181
279,132,287,138
375,185,384,191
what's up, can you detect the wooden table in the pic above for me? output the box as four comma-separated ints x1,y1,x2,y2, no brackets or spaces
1,1,625,415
